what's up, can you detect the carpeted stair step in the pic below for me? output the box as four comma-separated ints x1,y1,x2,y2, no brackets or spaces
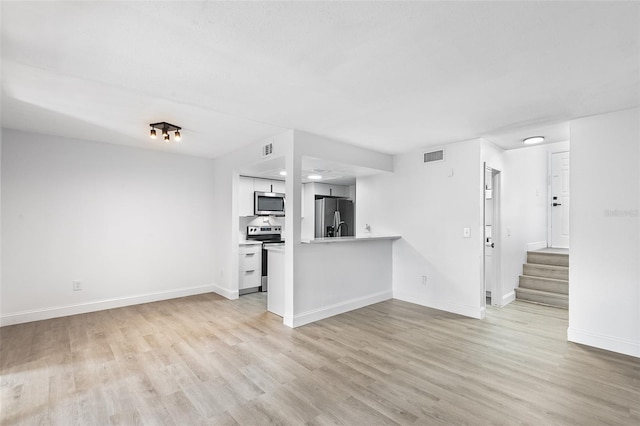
514,287,568,309
523,263,569,280
527,251,569,267
519,275,568,294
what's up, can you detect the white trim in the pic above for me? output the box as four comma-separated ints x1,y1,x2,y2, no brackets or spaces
283,314,294,328
501,290,516,306
211,284,239,300
291,290,392,328
567,327,640,358
526,241,547,252
0,285,216,327
393,290,485,319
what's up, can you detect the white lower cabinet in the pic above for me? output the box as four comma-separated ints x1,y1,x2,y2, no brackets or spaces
267,248,285,317
239,244,262,292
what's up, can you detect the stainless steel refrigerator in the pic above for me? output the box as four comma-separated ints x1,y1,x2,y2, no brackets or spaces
315,198,354,238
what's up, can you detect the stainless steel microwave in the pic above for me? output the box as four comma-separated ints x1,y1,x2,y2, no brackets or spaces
254,191,285,216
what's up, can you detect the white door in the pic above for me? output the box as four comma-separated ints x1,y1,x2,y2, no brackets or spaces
551,152,570,248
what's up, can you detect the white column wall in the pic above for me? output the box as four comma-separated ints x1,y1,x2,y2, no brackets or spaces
568,108,640,358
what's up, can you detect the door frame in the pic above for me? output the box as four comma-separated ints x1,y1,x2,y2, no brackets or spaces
483,164,502,308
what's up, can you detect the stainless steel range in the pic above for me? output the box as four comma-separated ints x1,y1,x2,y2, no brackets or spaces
246,226,283,292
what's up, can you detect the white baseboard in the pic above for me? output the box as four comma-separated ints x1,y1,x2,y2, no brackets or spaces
291,290,392,328
501,291,516,306
0,285,216,327
211,283,239,300
393,290,484,319
567,327,640,358
526,241,548,252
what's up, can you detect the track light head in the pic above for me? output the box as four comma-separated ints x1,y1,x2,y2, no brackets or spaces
174,130,181,142
163,133,170,142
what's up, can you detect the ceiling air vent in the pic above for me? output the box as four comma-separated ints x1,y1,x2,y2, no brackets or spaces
262,142,273,158
423,148,445,164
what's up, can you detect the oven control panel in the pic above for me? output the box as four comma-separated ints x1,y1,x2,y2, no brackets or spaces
247,226,282,236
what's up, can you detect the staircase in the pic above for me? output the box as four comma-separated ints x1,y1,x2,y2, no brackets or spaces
515,249,569,308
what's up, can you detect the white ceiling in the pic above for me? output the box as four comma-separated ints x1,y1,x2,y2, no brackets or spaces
1,1,639,158
238,156,386,186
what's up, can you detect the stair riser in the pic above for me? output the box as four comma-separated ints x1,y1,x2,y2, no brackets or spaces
515,289,568,309
523,264,569,280
519,276,568,294
527,252,569,267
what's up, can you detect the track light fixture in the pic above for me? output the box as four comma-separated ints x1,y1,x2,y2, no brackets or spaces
149,122,182,142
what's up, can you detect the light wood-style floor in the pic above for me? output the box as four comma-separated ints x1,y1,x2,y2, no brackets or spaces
2,293,639,425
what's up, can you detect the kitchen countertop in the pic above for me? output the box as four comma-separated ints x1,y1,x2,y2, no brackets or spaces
239,240,263,246
302,235,401,244
264,244,285,253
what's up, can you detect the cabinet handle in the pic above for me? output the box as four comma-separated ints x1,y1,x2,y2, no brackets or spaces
245,253,255,256
245,270,255,274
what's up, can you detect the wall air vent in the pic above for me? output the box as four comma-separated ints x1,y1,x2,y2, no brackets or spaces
262,142,273,158
423,148,445,164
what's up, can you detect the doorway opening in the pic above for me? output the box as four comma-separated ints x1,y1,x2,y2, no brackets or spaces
484,165,502,307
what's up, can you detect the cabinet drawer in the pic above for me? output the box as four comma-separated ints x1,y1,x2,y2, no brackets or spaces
240,245,261,255
239,269,261,289
240,253,261,271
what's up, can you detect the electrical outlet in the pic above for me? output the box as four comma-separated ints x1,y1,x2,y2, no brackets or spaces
421,276,428,285
72,280,82,291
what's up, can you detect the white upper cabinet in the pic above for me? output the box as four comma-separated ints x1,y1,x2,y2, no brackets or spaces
239,177,291,217
313,183,350,198
253,178,285,193
253,178,273,193
271,180,286,194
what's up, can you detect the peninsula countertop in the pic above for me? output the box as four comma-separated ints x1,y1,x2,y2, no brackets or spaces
301,235,401,244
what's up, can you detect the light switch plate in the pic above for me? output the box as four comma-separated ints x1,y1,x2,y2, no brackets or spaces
463,227,470,238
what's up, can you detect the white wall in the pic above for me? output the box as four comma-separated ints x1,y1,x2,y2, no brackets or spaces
294,240,393,327
568,108,640,358
1,129,217,325
357,139,485,318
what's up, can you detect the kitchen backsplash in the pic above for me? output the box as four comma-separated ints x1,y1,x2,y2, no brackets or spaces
239,216,285,240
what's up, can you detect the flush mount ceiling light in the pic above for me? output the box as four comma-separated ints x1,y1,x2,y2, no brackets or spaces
308,174,322,180
150,122,182,142
279,170,287,176
523,136,545,145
